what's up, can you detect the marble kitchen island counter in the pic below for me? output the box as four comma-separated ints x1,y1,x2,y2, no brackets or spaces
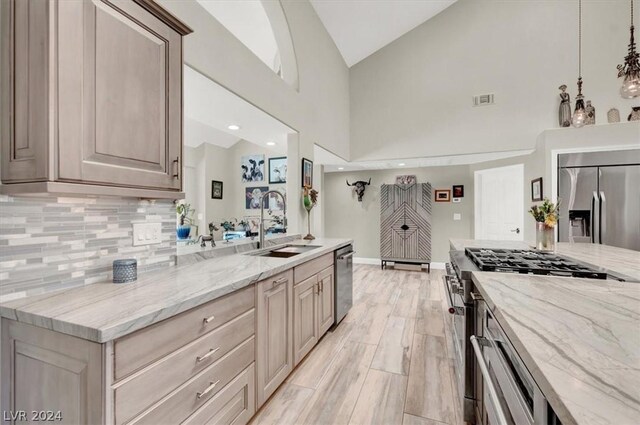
472,272,640,425
0,238,352,343
450,239,640,281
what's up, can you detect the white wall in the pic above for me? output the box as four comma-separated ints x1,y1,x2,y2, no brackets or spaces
324,166,474,263
350,0,637,161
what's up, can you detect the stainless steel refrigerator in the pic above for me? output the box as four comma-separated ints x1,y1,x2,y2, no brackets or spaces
558,149,640,251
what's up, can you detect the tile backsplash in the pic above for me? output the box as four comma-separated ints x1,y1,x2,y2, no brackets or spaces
0,195,176,302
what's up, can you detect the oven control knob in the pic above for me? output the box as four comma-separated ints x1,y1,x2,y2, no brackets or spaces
448,307,456,315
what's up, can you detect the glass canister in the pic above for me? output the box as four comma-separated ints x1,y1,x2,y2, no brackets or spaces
535,223,555,251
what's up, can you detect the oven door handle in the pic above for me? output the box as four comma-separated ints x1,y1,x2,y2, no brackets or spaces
442,275,459,315
471,336,509,425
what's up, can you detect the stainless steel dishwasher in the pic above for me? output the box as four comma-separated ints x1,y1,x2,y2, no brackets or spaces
334,244,354,324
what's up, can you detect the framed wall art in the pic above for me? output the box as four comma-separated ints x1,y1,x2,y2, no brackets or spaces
434,189,451,202
531,177,543,201
211,180,223,199
241,154,265,182
245,186,269,209
452,185,464,198
268,157,287,184
301,158,313,187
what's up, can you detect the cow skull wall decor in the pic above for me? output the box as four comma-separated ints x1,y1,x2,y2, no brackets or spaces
346,178,371,202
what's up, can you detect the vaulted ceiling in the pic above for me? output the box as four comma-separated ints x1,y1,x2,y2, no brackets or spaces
310,0,457,67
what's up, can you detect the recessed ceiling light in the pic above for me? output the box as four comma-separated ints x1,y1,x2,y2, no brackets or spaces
338,167,344,170
227,124,240,130
398,163,406,166
266,142,276,146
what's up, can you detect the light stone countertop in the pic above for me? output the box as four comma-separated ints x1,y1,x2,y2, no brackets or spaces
450,239,640,282
472,272,640,425
0,238,352,343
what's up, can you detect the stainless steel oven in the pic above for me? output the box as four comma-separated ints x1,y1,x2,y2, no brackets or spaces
471,306,551,425
444,260,475,422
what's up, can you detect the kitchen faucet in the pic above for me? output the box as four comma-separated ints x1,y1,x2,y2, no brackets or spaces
259,190,287,249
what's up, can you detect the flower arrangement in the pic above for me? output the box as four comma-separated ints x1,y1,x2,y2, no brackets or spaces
528,198,559,228
176,203,197,239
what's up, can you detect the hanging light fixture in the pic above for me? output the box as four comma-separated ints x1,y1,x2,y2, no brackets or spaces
572,0,587,128
618,0,640,98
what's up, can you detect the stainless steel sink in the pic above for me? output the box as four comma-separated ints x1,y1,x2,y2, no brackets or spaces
248,244,322,258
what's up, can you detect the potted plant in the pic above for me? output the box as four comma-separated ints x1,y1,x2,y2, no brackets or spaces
529,198,559,251
176,203,195,240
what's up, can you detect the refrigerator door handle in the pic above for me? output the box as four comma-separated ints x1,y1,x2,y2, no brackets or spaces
599,191,606,245
591,191,599,244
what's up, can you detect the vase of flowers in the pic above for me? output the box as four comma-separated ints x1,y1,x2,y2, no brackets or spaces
529,198,559,251
176,203,195,240
302,185,318,240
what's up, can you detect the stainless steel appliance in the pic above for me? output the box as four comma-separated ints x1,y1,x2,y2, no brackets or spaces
446,248,619,423
471,306,559,425
558,149,640,251
334,245,354,324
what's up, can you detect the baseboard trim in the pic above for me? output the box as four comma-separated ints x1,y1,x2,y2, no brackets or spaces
353,257,446,270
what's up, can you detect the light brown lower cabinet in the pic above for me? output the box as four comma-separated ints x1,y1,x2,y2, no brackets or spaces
1,253,338,424
293,266,335,367
255,270,294,408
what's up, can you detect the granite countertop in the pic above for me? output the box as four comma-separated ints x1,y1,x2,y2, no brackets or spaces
472,272,640,425
0,238,352,343
450,239,640,282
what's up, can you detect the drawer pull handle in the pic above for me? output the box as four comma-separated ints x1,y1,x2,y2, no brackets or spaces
273,277,287,286
203,315,215,325
196,347,220,363
196,380,220,399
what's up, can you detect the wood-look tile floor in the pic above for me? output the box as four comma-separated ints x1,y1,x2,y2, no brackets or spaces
250,264,465,425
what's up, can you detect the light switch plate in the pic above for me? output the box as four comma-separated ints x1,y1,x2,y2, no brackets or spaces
453,213,462,221
133,222,162,246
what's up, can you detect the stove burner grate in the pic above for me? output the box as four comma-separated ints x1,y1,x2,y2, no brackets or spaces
465,248,608,279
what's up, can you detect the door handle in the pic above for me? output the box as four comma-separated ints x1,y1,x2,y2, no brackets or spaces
510,228,520,234
591,191,599,244
599,191,606,245
172,156,180,179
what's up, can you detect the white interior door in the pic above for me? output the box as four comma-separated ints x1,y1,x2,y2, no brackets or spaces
474,164,524,241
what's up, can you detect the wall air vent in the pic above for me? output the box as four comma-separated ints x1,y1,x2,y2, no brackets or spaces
473,93,495,106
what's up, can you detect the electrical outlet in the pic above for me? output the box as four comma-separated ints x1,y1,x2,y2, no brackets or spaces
453,213,462,221
133,222,162,246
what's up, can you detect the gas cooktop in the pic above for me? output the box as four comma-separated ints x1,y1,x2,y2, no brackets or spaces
465,248,608,279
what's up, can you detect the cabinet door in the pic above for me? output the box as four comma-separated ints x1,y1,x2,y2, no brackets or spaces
317,267,335,337
57,0,182,190
256,270,293,407
293,275,318,366
1,319,104,424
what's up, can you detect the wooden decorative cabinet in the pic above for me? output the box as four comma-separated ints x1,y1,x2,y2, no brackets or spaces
255,270,294,408
0,0,192,198
380,183,433,270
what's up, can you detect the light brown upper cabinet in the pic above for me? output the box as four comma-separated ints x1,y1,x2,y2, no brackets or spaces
0,0,192,198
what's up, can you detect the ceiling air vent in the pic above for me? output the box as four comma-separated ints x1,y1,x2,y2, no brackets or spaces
473,93,495,107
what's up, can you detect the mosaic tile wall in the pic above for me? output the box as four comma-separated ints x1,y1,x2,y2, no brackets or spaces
0,195,177,302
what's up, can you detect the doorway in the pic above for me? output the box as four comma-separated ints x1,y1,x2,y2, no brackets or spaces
474,164,524,240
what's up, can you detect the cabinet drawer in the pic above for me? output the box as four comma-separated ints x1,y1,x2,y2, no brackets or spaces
128,336,255,425
114,285,254,380
183,364,255,425
114,309,255,424
294,253,333,284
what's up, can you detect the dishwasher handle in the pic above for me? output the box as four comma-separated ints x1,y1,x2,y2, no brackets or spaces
337,251,355,260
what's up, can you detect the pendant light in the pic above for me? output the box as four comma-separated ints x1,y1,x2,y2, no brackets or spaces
618,0,640,98
572,0,587,128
